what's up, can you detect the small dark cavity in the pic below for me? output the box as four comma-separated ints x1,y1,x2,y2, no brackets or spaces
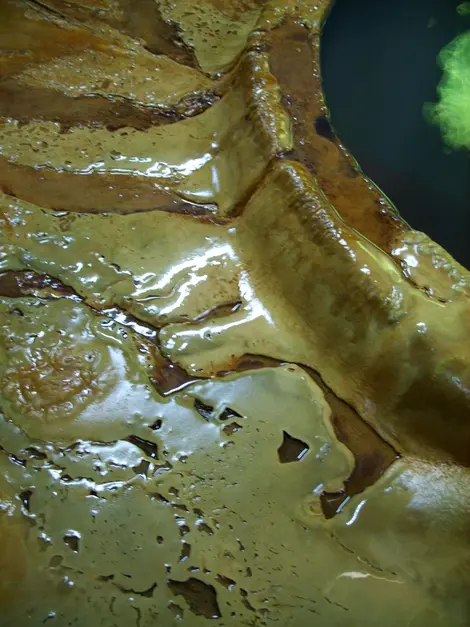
42,611,57,624
219,407,243,422
150,419,162,431
168,578,221,619
137,583,158,598
157,535,164,545
173,503,189,513
60,474,74,484
49,555,63,568
24,447,48,460
321,491,349,519
196,521,214,536
314,114,336,142
126,435,159,460
9,453,27,467
154,460,173,475
152,492,169,503
325,596,349,611
223,422,243,436
63,532,80,553
37,535,51,551
98,574,115,582
179,542,191,562
19,489,33,512
194,398,214,421
132,459,150,476
277,431,310,463
177,522,190,538
240,589,257,612
168,602,185,619
178,91,219,118
115,582,157,598
216,574,236,591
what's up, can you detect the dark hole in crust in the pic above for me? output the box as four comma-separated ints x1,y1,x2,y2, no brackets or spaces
222,422,243,436
194,398,214,421
115,582,157,598
168,578,221,619
315,115,336,142
179,542,191,562
24,447,47,460
216,574,236,590
49,555,63,568
19,489,33,512
132,459,150,476
168,602,185,619
277,431,310,463
240,588,257,612
196,521,214,536
63,533,80,553
219,407,243,421
126,435,159,460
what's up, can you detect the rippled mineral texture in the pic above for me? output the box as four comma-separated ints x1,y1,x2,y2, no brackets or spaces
0,1,469,626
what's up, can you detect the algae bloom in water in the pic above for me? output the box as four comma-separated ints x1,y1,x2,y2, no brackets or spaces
427,28,470,150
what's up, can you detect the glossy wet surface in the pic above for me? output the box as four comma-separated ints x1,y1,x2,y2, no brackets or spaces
0,1,469,626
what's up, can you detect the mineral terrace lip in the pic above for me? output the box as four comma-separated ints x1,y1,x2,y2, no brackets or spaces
0,1,468,626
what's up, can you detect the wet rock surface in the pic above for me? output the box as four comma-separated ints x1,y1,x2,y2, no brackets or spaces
0,1,469,626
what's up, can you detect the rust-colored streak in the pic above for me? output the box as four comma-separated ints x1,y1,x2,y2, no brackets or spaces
267,21,408,254
0,269,197,400
217,353,282,376
227,355,399,518
0,80,196,130
148,342,199,396
0,159,217,218
0,0,120,78
29,0,198,68
114,0,198,67
305,368,399,519
0,270,74,299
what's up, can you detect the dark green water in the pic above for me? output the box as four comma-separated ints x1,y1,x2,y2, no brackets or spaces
322,0,469,267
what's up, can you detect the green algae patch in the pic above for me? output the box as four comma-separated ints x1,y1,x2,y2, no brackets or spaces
426,30,470,150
